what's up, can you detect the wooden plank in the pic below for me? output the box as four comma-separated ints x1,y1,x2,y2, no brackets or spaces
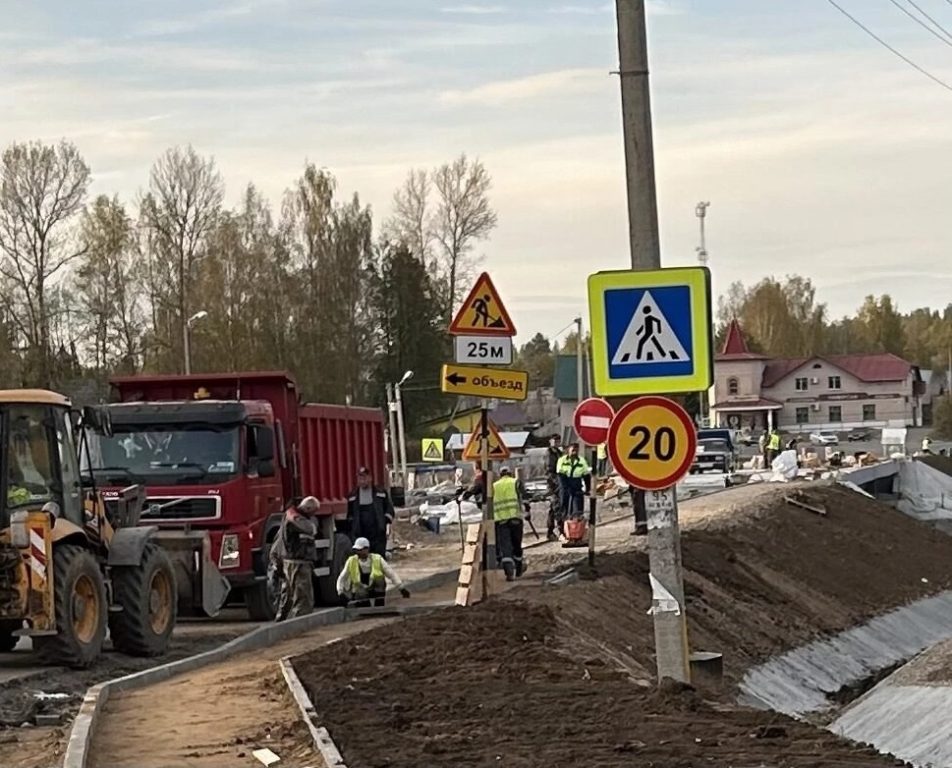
462,543,480,565
459,564,475,586
784,494,827,516
465,523,482,545
455,586,470,606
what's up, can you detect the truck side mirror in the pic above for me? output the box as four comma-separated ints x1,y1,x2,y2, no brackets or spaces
251,425,275,462
257,459,276,478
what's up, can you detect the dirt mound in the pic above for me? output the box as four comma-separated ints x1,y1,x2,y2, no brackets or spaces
523,484,952,680
295,600,897,768
293,486,943,767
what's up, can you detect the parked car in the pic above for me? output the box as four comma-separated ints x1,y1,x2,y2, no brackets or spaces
847,429,872,442
809,431,839,445
691,429,736,474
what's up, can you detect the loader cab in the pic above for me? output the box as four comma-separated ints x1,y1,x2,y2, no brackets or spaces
0,390,84,530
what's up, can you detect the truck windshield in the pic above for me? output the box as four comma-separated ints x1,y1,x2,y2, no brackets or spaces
90,426,240,485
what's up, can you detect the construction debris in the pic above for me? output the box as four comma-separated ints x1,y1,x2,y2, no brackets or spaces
784,491,827,516
252,747,281,766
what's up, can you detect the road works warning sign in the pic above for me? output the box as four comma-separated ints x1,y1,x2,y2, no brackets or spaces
421,438,444,462
588,267,713,396
449,272,516,337
461,418,510,461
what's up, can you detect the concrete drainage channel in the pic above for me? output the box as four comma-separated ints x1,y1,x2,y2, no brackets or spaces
738,590,952,767
63,567,460,768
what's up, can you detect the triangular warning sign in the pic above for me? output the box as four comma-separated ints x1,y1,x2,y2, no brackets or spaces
611,290,689,365
449,272,516,337
422,439,443,461
461,419,511,461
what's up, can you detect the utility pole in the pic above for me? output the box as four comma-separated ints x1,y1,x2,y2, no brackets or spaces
696,202,711,426
615,0,691,684
385,383,399,480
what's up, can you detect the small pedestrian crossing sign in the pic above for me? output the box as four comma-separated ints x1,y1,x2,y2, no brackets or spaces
588,267,712,396
421,438,444,462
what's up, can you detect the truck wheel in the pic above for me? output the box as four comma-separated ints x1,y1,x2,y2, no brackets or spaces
108,543,177,657
245,537,279,621
35,545,107,669
318,532,351,605
0,621,20,652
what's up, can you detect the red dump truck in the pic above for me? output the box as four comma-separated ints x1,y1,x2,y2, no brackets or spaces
87,371,386,619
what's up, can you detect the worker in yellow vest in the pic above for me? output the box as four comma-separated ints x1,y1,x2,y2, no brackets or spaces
596,442,608,477
493,466,525,581
766,428,782,468
336,537,410,607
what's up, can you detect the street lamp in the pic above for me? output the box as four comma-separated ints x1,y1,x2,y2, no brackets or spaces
394,370,414,483
183,310,208,375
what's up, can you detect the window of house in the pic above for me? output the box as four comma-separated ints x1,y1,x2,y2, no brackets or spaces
828,376,841,390
812,363,822,369
829,405,842,422
795,407,809,424
863,404,876,421
795,377,808,391
727,377,738,396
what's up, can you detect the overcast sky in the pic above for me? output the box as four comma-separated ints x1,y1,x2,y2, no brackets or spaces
3,0,952,347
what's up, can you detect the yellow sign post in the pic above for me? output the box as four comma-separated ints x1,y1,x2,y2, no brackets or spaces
441,363,528,402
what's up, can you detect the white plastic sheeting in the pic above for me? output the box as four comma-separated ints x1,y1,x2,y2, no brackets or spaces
418,499,482,526
897,460,952,522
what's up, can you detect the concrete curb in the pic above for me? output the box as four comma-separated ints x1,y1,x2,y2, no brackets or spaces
62,567,459,768
280,656,348,768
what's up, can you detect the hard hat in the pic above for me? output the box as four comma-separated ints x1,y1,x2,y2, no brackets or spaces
299,496,320,513
499,465,512,475
353,537,371,550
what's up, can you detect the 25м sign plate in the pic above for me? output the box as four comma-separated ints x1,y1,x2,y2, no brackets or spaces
441,363,528,401
454,335,513,365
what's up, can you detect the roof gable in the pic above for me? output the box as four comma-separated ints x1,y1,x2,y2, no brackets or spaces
715,319,769,361
762,354,913,388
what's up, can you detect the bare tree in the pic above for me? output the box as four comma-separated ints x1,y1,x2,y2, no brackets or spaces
0,140,90,386
385,169,433,265
431,154,497,318
138,146,224,372
76,195,143,373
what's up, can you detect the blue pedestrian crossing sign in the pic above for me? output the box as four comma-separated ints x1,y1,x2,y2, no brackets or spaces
588,267,713,396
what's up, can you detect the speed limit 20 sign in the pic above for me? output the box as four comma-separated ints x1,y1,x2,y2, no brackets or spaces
607,396,697,491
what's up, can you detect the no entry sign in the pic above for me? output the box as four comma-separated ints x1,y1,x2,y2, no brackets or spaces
573,397,615,446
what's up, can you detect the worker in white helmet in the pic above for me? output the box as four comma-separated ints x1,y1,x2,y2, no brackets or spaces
274,496,321,621
337,537,410,607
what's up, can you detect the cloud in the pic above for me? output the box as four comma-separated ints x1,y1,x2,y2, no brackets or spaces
135,0,286,36
440,67,604,105
439,3,507,13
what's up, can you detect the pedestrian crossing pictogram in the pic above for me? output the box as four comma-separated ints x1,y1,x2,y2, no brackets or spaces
421,438,444,462
449,272,516,337
611,290,689,365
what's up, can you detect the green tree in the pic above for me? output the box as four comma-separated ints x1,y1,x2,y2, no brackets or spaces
932,396,952,439
516,333,555,388
857,295,904,356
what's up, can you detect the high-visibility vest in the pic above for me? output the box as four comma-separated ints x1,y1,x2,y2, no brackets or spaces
557,454,591,479
346,553,384,585
493,476,520,522
768,432,781,450
597,443,607,460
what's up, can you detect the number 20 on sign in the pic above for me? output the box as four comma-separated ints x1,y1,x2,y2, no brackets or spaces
607,396,697,491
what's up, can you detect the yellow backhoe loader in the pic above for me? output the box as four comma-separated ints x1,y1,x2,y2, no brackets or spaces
0,389,177,668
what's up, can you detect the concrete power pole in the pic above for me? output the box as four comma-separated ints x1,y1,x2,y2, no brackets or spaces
615,0,691,684
576,316,584,409
695,202,710,266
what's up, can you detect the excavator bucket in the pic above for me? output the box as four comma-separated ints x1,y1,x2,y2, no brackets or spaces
152,530,230,617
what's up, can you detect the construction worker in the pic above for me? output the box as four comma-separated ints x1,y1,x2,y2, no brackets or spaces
346,466,395,558
758,432,767,468
766,428,781,467
493,466,525,581
545,434,562,541
275,496,320,621
336,537,410,607
922,436,933,454
557,443,591,538
596,442,608,477
459,469,485,510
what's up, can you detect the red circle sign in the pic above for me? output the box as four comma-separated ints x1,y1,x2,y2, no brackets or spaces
573,397,615,445
607,396,697,490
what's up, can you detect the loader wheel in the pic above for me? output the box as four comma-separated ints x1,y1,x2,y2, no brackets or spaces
35,545,107,669
317,532,351,605
109,543,177,657
0,620,20,652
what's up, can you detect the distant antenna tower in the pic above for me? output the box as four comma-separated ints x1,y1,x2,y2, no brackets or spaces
695,201,710,266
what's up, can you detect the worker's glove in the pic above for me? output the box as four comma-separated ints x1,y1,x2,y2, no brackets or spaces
400,587,411,599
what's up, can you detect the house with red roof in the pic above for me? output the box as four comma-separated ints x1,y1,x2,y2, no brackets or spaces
712,320,924,431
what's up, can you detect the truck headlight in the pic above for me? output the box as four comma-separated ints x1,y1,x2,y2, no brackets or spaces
219,534,240,569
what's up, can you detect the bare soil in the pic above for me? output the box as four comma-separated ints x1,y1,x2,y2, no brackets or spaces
293,485,952,767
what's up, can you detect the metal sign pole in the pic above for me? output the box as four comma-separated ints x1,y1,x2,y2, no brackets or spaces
587,447,597,567
481,403,496,580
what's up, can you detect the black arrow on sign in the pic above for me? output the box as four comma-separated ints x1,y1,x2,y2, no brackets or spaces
446,371,467,386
